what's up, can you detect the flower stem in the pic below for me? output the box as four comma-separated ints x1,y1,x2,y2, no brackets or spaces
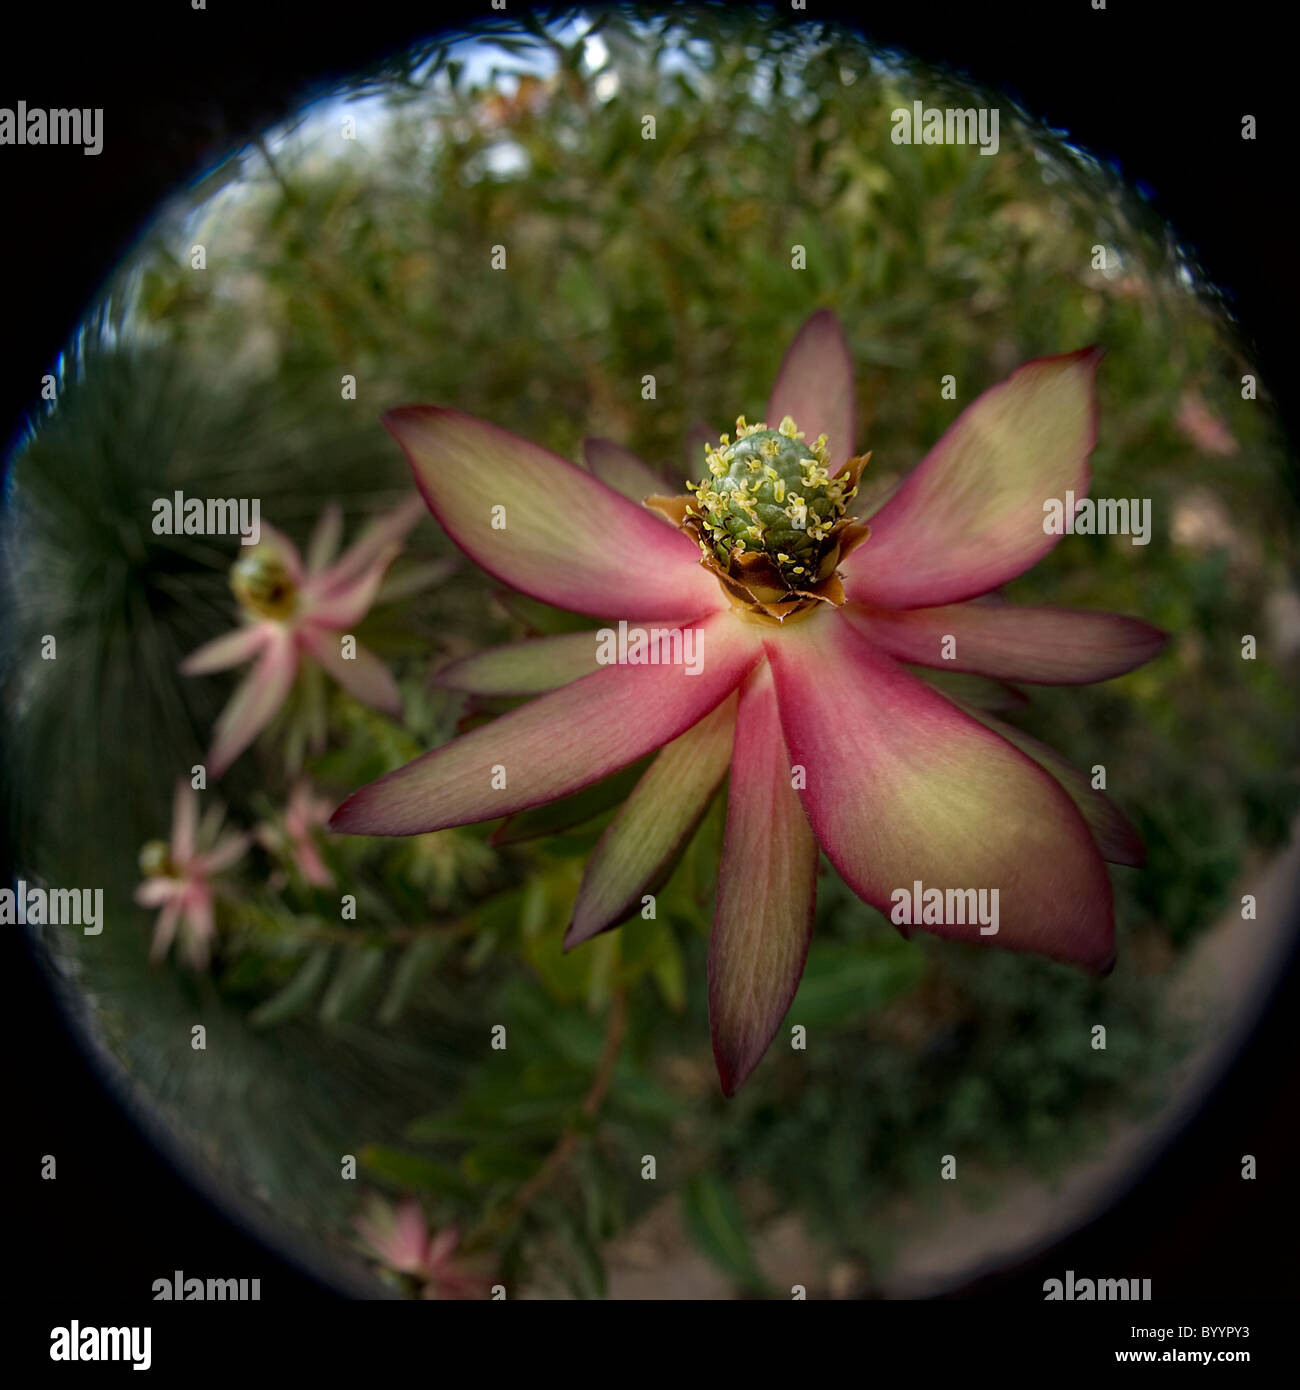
479,985,627,1244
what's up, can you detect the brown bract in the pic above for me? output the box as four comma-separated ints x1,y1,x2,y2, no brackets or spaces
646,454,872,624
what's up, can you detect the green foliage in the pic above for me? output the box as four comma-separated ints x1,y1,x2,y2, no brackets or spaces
681,1173,768,1293
790,934,925,1027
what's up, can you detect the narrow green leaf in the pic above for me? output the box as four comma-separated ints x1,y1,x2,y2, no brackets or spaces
248,946,333,1028
536,1196,608,1299
680,1174,766,1292
405,1112,498,1144
649,926,686,1011
319,945,387,1023
788,938,924,1027
461,1144,545,1184
617,918,685,1011
358,1145,474,1198
377,935,451,1025
493,590,594,635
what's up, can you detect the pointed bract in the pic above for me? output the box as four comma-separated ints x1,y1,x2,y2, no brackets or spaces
300,627,402,716
436,631,602,697
766,309,857,469
844,348,1100,608
331,612,761,836
709,666,819,1095
206,627,297,777
765,611,1114,970
257,522,306,584
180,622,273,676
385,406,724,621
567,695,736,948
171,779,198,862
306,501,345,575
843,600,1167,685
583,437,670,509
197,829,253,876
308,547,403,629
957,705,1146,866
315,492,426,593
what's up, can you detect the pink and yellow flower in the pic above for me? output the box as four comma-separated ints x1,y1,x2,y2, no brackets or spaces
181,495,426,776
135,781,250,970
330,311,1167,1094
355,1196,487,1300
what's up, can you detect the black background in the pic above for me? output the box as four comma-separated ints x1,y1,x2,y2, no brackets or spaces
4,0,1298,1337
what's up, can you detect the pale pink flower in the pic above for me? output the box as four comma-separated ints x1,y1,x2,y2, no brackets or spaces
134,782,250,970
256,780,334,887
355,1196,488,1300
182,495,426,776
1175,391,1238,456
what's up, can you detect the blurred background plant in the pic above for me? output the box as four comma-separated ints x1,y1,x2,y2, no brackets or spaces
2,4,1297,1297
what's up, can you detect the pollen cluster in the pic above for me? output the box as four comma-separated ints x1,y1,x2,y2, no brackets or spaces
230,546,298,620
137,840,173,878
687,416,857,585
